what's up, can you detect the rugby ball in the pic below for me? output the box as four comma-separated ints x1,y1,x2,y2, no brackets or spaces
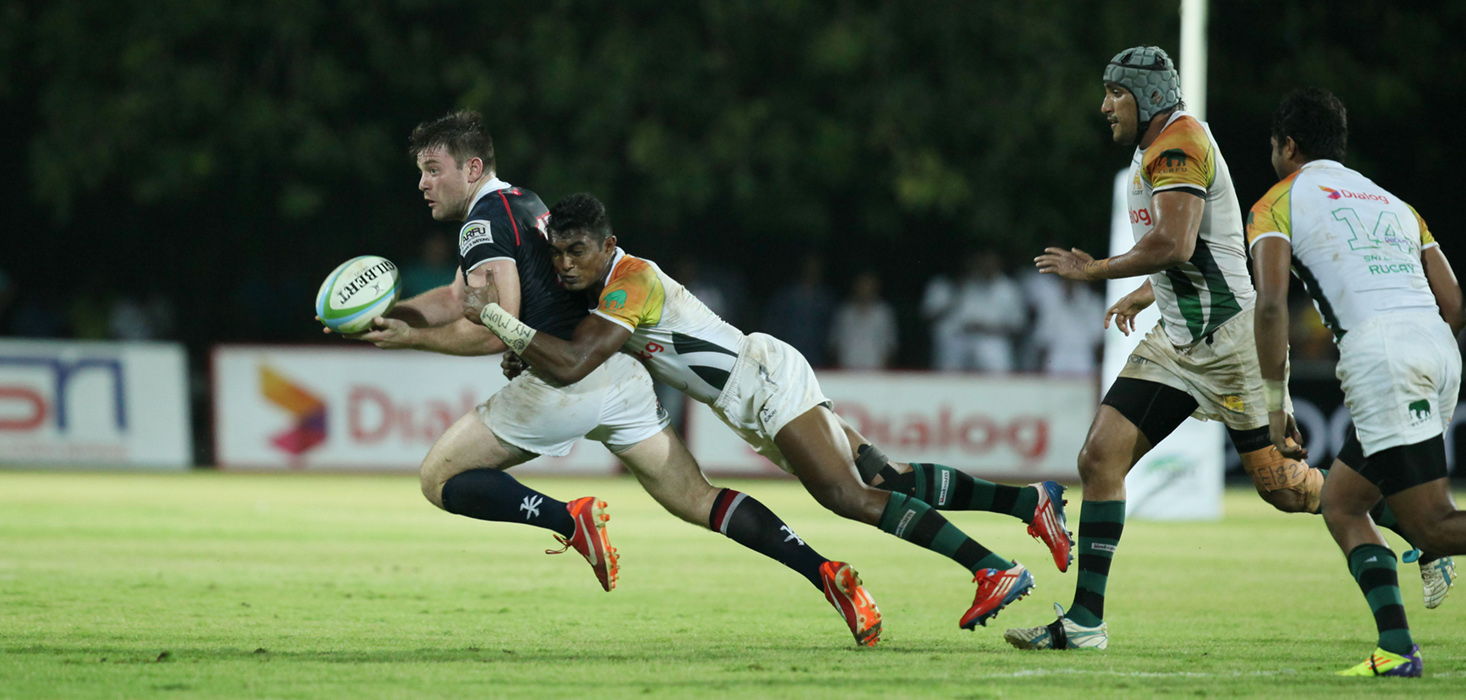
315,255,401,334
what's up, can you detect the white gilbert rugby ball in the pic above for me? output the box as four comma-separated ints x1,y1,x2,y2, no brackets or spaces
315,255,401,334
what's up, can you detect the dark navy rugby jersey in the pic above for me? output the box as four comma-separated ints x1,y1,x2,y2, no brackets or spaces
458,180,585,340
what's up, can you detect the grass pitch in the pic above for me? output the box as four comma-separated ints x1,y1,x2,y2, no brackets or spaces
3,471,1465,699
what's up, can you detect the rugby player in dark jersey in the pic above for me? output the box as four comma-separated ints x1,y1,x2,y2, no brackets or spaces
341,111,885,646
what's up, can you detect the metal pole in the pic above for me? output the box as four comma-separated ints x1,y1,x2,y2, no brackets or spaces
1180,0,1208,120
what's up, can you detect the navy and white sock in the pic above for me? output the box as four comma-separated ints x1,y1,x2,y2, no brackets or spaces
441,469,574,538
709,489,827,588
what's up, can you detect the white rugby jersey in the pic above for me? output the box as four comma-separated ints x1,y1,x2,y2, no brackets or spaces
591,248,746,404
1126,111,1255,344
1246,159,1439,338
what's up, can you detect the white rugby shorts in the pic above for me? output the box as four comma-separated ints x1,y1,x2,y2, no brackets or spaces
478,351,669,456
1337,312,1461,457
1117,307,1288,431
711,332,831,473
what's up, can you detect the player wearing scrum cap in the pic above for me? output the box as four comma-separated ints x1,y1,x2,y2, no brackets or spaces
466,192,1077,633
1008,46,1388,651
1250,88,1466,677
337,110,887,647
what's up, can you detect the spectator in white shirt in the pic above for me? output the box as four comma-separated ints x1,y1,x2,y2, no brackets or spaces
830,270,897,369
921,251,1026,372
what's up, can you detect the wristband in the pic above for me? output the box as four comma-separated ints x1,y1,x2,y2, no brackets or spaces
480,302,536,355
1264,379,1286,412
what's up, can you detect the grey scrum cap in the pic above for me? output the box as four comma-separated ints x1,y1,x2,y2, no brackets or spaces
1104,46,1182,123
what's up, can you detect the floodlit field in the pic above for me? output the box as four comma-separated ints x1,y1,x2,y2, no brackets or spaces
3,471,1465,699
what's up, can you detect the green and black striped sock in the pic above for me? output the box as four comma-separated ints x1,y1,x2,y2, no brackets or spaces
1068,500,1125,628
878,492,1012,574
1347,544,1413,656
901,463,1037,521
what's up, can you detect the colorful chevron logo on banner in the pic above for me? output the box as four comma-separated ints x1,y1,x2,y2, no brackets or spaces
260,365,326,456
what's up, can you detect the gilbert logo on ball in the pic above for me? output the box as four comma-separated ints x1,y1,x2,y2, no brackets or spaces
315,255,401,333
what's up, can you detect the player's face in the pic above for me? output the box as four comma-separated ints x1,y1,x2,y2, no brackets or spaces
549,232,617,292
1269,136,1288,179
416,147,474,222
1101,83,1139,145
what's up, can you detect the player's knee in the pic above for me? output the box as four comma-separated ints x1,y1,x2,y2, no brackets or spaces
418,458,451,510
808,480,879,523
1241,447,1322,514
1075,444,1121,488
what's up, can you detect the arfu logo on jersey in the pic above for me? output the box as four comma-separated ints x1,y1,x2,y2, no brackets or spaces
602,289,628,311
459,220,492,257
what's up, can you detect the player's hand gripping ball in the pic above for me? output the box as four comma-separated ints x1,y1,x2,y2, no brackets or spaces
315,255,401,334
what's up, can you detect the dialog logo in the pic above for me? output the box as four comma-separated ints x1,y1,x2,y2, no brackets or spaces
260,365,326,456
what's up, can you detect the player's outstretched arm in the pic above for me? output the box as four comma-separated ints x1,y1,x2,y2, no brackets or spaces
463,267,628,382
343,263,514,355
1423,245,1465,336
1036,192,1203,281
503,314,630,385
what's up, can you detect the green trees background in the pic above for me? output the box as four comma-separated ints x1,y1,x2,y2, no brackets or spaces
3,0,1462,358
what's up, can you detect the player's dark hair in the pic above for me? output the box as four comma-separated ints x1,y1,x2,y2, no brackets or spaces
1270,88,1347,162
408,110,496,173
548,192,614,244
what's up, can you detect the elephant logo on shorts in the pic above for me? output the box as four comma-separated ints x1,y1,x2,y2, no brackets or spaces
1408,399,1432,424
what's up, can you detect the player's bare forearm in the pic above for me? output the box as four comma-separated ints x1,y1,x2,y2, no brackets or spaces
407,318,508,356
389,286,460,327
1093,191,1205,279
1251,237,1292,382
1423,245,1465,335
519,315,631,385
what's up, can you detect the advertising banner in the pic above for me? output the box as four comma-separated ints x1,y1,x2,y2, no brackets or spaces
684,372,1094,479
0,340,191,469
212,346,620,474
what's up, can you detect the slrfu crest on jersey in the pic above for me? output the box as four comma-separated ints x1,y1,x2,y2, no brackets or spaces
1408,399,1432,425
602,289,628,310
1156,148,1188,174
459,220,492,257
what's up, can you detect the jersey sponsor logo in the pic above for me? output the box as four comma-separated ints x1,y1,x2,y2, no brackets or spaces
1319,186,1390,204
1128,208,1152,226
458,220,492,257
602,289,628,310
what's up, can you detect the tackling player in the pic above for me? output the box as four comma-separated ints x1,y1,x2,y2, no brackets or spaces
1006,46,1331,651
466,191,1075,631
342,111,885,646
1250,88,1466,677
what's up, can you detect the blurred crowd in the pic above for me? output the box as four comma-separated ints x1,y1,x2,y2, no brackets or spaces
0,245,1339,378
